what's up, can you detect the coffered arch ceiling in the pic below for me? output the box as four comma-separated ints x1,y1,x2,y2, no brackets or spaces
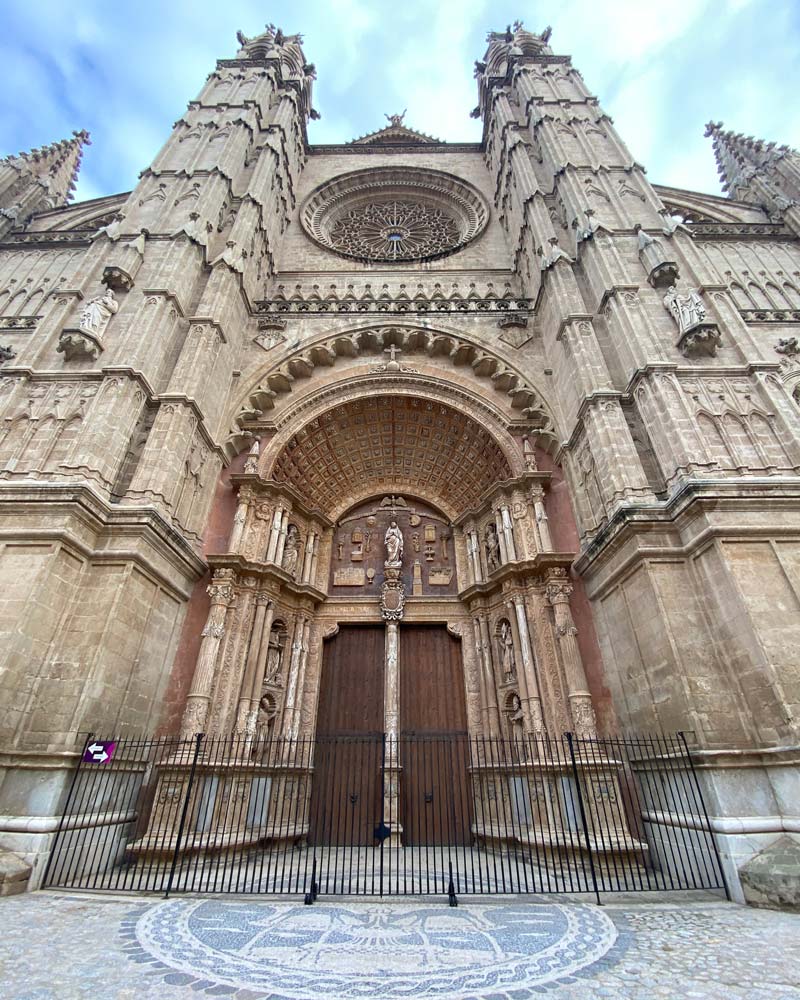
228,325,557,459
268,394,514,520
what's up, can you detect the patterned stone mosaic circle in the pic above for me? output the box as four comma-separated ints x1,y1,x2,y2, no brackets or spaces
135,899,618,999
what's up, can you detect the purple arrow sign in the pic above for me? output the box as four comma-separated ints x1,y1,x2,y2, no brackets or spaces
82,740,116,764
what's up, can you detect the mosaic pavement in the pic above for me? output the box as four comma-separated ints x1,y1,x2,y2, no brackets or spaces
0,891,798,999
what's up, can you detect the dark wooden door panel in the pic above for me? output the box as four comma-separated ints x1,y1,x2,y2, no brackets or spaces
399,625,472,845
310,625,385,845
315,624,384,736
400,624,468,735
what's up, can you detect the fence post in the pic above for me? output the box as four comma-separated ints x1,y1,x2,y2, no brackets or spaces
41,731,94,888
565,732,602,906
677,730,731,900
164,732,204,899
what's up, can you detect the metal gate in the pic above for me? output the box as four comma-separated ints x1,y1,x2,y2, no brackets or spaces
44,732,728,902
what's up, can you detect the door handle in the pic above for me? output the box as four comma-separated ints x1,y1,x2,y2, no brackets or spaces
424,791,434,804
349,792,359,805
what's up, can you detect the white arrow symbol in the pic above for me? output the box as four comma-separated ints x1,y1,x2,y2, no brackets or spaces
88,742,109,762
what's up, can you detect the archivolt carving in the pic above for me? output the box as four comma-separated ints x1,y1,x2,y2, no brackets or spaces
228,325,555,455
268,395,515,519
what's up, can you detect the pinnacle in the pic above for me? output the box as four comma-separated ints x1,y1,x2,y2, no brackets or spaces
4,129,91,206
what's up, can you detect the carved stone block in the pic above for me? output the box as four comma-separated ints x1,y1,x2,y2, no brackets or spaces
677,325,722,358
333,566,365,586
428,567,454,586
57,328,103,362
102,264,135,292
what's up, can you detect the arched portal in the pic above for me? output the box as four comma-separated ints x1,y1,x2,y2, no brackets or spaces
165,374,617,867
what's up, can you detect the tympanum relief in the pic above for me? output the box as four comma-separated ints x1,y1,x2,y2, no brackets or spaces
328,495,457,597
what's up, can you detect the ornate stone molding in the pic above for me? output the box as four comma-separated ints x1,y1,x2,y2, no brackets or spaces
256,284,533,315
742,309,800,324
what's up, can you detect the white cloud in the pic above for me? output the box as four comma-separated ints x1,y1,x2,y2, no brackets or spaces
1,0,797,203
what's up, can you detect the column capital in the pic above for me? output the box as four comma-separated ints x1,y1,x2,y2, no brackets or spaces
255,592,273,607
207,569,236,605
546,568,573,603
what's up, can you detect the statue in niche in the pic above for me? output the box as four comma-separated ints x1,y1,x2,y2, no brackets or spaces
499,620,516,680
281,525,300,577
663,285,707,334
243,438,260,473
485,522,501,572
257,693,277,731
522,435,538,471
79,288,118,336
384,520,404,565
264,629,284,686
505,693,525,742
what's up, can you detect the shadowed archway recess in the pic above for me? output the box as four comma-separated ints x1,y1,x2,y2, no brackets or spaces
268,395,514,519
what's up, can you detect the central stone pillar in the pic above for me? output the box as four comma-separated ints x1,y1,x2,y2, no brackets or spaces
380,519,406,846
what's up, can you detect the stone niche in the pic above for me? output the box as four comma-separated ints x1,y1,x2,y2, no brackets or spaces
328,495,456,597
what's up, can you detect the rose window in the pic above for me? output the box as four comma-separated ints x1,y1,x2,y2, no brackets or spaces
328,200,461,261
301,167,489,263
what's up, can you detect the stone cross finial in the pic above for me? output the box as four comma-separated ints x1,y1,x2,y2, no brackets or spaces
384,343,402,370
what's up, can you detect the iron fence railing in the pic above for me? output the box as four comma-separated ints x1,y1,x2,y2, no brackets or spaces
43,731,728,903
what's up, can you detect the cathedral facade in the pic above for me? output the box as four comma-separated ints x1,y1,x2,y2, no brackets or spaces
0,24,799,900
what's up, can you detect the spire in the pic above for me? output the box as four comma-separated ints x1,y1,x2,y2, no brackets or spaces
704,121,797,198
0,130,91,235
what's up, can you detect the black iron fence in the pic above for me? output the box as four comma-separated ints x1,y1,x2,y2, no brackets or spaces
43,732,728,903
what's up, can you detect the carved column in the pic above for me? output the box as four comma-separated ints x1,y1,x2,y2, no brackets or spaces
236,592,271,731
300,530,315,583
181,571,235,736
247,600,275,733
289,619,311,740
477,613,502,736
310,531,322,584
228,493,250,554
275,509,290,566
472,617,492,735
546,573,597,737
384,621,400,747
511,595,545,734
281,614,306,738
265,506,283,563
500,505,517,561
494,508,508,564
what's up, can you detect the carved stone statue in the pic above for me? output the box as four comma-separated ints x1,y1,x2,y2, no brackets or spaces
506,693,524,741
243,438,260,473
485,522,501,572
385,110,407,127
79,288,118,337
384,520,404,565
281,525,300,577
499,620,516,679
663,285,706,334
264,631,283,686
522,435,538,471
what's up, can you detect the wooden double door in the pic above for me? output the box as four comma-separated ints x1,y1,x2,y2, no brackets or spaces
309,623,472,846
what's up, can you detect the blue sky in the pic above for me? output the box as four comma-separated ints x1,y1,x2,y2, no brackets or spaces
1,0,798,204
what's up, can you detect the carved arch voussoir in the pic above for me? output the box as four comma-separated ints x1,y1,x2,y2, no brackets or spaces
225,324,558,460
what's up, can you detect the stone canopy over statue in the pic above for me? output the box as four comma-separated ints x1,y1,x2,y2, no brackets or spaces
384,520,404,566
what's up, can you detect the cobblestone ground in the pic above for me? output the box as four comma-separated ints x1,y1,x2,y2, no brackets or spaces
0,891,798,1000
